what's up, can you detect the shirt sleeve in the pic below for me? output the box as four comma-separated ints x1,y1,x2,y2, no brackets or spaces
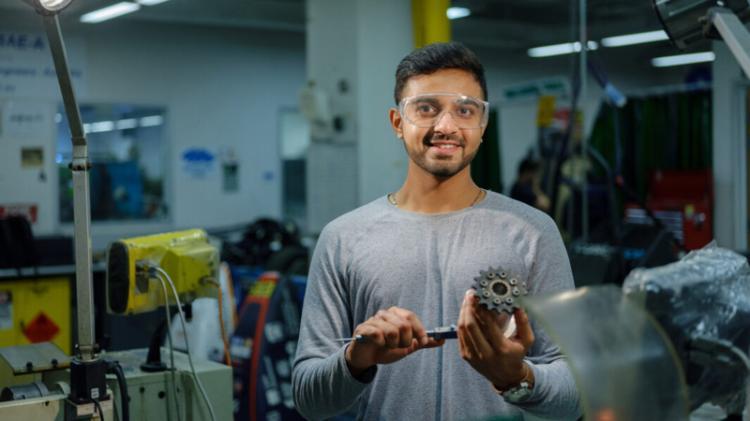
291,225,372,420
512,216,582,420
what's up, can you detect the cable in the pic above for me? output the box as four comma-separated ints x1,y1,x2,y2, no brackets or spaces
205,278,232,366
155,274,182,421
154,267,217,421
93,399,105,421
105,361,130,421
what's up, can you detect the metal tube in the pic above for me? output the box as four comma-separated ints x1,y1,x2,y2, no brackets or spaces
711,7,750,80
580,0,589,242
42,14,96,361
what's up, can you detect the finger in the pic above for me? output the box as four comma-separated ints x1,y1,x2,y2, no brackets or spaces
513,308,535,350
421,338,446,349
472,306,511,353
355,320,387,347
370,318,401,349
390,307,429,346
459,290,493,358
457,291,473,359
377,310,413,348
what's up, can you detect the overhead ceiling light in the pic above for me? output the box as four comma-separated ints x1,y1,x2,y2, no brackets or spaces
80,2,140,24
651,51,715,67
137,0,170,5
115,118,138,130
528,41,598,58
446,7,471,20
601,30,669,47
140,115,164,127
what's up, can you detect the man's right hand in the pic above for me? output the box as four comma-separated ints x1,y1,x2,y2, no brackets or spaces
345,306,445,377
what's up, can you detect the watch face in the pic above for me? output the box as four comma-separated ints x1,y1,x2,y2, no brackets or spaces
502,381,532,402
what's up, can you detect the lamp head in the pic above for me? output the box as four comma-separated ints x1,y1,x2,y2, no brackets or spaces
653,0,750,49
23,0,74,15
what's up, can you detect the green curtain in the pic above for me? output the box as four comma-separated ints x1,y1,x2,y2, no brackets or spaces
472,108,503,193
588,90,712,201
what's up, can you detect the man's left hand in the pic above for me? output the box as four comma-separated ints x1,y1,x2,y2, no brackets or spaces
457,289,535,391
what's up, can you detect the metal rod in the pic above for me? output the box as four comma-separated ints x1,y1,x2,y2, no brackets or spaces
710,7,750,80
579,0,589,242
335,325,458,343
42,14,96,361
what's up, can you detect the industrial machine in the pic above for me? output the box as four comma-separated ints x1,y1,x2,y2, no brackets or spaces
654,0,750,78
524,245,750,419
0,1,233,419
0,228,231,421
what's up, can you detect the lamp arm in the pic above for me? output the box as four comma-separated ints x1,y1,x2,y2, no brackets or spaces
709,7,750,80
42,14,96,362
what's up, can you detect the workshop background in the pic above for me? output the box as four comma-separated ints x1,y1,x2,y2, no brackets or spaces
0,0,747,420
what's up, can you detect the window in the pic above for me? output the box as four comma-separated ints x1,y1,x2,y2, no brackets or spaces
56,104,168,222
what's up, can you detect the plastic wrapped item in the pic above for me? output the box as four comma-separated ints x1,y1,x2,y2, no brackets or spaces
623,244,750,413
524,285,689,421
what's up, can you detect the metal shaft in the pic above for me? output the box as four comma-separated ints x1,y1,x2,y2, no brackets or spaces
42,14,96,361
710,7,750,80
579,0,589,243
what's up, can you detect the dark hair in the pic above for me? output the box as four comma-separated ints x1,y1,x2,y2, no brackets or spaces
394,42,488,104
518,157,541,176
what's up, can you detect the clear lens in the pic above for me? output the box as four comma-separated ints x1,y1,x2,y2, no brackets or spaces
400,93,488,129
38,0,72,11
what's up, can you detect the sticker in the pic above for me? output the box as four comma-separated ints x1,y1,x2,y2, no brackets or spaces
21,147,43,168
181,148,215,179
23,312,60,342
0,203,38,223
223,163,239,192
0,291,12,330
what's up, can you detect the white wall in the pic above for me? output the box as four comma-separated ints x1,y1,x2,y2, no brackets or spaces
0,12,305,250
305,0,412,233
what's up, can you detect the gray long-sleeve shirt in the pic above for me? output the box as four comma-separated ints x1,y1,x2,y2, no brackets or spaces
292,192,581,420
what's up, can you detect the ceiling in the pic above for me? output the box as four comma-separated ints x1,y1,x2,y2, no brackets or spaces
3,0,690,54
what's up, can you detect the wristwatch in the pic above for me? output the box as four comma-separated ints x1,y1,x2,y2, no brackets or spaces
500,379,533,402
498,363,534,403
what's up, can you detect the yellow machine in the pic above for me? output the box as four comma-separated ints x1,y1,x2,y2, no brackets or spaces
106,229,219,315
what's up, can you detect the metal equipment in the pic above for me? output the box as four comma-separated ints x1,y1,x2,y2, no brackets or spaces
0,343,232,420
472,266,528,314
18,0,108,416
106,229,219,315
524,245,750,419
654,0,750,78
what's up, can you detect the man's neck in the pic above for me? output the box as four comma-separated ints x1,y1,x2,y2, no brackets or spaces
393,166,482,213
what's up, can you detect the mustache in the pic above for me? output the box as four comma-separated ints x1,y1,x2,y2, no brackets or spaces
421,128,465,146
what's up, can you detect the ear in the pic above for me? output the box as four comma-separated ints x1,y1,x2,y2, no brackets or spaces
389,108,403,139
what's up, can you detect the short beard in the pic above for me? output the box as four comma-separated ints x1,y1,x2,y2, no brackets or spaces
403,128,477,179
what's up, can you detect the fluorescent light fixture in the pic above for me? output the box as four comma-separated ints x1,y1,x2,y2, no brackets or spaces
54,113,62,124
528,41,598,58
137,0,170,5
116,118,138,130
36,0,73,12
87,120,115,133
601,30,669,47
80,2,140,24
140,115,164,127
446,7,471,20
651,51,715,67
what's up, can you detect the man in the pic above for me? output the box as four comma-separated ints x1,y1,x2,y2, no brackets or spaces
510,156,551,212
292,42,580,420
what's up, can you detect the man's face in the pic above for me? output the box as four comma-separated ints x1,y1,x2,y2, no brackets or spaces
390,68,487,179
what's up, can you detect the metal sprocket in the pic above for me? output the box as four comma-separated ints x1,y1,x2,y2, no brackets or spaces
472,266,528,314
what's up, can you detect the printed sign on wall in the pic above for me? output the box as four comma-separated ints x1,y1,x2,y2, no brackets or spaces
0,32,87,98
181,148,216,179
